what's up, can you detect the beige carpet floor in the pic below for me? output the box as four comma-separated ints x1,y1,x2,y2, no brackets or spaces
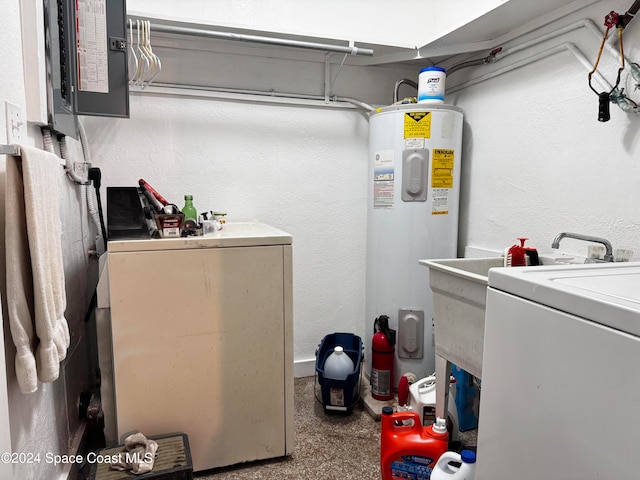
195,375,382,479
79,375,477,479
195,375,477,479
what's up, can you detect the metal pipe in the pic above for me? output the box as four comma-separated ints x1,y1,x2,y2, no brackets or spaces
551,232,614,262
447,57,489,76
132,21,374,56
393,79,417,103
448,42,610,95
447,18,635,87
622,0,640,27
131,83,376,111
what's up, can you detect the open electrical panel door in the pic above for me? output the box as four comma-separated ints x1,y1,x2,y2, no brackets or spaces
44,0,129,138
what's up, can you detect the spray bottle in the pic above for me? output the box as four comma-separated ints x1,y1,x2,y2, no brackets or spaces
380,406,449,480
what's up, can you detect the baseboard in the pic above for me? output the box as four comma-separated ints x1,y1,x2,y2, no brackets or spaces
294,358,316,378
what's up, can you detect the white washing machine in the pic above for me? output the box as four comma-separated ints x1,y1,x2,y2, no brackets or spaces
477,261,640,480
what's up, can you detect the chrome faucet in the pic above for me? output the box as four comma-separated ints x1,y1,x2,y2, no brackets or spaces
551,232,614,262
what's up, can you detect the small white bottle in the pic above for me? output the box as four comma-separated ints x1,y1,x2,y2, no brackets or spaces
323,346,355,380
431,449,476,480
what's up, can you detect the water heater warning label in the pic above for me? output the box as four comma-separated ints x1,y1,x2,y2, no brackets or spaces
374,150,395,208
431,149,455,215
432,149,454,188
404,112,431,139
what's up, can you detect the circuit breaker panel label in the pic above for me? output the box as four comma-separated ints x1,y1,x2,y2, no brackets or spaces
76,0,109,93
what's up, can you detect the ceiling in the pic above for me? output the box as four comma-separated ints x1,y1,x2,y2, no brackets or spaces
134,0,602,69
351,0,602,66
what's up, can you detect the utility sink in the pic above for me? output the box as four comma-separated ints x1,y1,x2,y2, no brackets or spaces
420,257,505,379
420,255,577,419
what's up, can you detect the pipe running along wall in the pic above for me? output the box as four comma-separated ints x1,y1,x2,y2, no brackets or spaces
446,17,639,115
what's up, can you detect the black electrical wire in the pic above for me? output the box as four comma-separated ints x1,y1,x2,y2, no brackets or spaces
84,168,107,324
622,0,640,28
588,15,626,122
88,167,108,249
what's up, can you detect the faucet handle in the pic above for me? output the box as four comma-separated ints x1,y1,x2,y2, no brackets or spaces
588,245,606,260
614,249,634,262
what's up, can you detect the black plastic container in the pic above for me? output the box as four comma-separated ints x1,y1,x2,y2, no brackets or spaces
315,332,363,414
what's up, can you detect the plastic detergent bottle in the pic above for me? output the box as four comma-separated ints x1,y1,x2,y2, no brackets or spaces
323,346,354,380
380,406,449,480
431,449,477,480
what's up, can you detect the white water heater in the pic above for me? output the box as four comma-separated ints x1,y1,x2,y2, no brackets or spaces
365,104,463,387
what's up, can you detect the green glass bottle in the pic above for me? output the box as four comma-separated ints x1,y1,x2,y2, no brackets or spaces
182,195,198,223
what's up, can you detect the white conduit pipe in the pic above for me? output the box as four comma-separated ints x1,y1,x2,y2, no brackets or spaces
448,42,611,95
42,128,55,154
78,121,103,251
59,135,86,184
448,18,632,94
132,83,376,111
135,22,374,57
497,19,633,75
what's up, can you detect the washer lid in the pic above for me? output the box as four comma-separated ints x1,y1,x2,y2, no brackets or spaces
488,262,640,336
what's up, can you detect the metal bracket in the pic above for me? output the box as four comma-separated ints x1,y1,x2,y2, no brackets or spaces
324,53,331,103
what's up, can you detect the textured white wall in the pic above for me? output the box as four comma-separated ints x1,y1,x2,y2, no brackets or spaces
105,0,640,379
83,92,372,371
3,0,640,477
446,0,640,260
1,1,97,478
0,0,22,476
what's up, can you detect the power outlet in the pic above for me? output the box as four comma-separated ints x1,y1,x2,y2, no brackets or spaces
5,101,25,144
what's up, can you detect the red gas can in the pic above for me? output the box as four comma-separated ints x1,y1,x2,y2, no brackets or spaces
371,315,396,401
380,406,449,480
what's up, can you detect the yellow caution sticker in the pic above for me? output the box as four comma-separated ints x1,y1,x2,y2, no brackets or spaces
404,112,431,139
431,149,454,188
431,149,455,215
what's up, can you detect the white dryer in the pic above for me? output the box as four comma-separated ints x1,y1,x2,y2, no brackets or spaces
477,261,640,480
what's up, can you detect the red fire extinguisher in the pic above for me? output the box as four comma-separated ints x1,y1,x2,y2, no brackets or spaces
371,315,396,401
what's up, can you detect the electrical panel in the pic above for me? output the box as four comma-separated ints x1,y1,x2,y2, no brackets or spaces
44,0,129,138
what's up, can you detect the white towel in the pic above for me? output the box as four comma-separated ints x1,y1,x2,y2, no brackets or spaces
5,145,70,394
110,433,159,474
